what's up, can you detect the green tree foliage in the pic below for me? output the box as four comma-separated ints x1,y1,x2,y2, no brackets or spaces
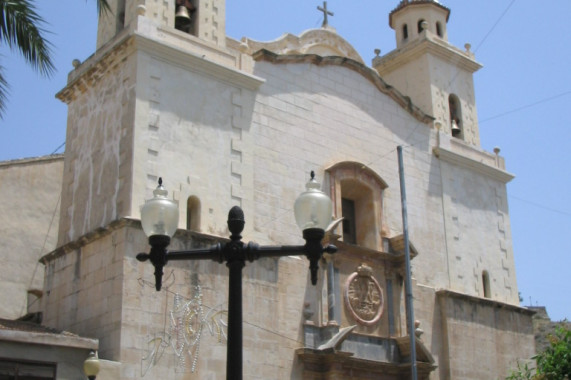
0,0,54,115
0,0,109,117
507,325,571,380
536,325,571,379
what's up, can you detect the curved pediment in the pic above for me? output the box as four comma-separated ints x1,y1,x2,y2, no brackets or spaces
238,28,364,64
252,49,435,124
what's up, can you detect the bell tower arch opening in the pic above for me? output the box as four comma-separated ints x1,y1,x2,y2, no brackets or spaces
377,1,482,146
449,94,463,139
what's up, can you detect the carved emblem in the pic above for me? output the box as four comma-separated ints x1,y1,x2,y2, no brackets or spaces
344,264,383,326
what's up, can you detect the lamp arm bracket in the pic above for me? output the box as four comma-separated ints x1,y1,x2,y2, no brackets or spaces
165,243,224,263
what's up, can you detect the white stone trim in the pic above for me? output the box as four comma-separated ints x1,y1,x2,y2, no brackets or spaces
0,330,98,349
433,146,515,183
133,33,265,91
376,35,482,76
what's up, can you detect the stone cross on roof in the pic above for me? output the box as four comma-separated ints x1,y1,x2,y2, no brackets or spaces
317,1,334,28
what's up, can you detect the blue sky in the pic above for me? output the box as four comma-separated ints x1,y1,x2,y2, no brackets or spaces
1,0,569,321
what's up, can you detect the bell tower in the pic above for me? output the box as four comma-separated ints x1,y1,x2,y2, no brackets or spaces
374,0,482,146
55,0,259,246
96,0,226,49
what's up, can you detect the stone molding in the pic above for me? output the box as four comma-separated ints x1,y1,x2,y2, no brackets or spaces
57,25,265,104
375,33,482,76
0,329,98,350
0,154,64,168
296,347,436,379
40,218,227,263
433,145,515,183
132,32,264,91
436,289,535,315
331,239,417,266
240,28,364,64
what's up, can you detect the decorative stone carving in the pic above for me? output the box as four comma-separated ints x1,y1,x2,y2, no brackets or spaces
344,264,383,326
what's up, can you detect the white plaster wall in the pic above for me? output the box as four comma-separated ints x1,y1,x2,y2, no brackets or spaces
249,61,453,290
440,160,518,304
0,156,63,319
125,55,509,299
130,51,257,238
382,55,434,122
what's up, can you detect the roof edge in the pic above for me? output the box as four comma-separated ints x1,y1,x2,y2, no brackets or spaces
390,1,451,28
252,49,434,124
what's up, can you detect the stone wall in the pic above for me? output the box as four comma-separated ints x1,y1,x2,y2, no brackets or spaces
41,221,128,361
41,219,313,379
437,290,535,379
57,43,136,245
0,155,63,319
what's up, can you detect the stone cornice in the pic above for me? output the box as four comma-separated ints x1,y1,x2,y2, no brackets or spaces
296,347,436,375
375,35,482,76
41,219,134,263
331,237,418,266
132,32,265,91
253,49,435,125
56,31,133,104
0,154,64,168
436,289,535,315
433,145,515,183
240,28,364,64
0,329,98,349
41,218,226,263
56,28,265,103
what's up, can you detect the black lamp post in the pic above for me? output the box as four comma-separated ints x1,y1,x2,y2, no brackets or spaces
137,172,337,380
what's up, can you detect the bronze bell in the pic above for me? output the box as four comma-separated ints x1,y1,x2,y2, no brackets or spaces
175,5,191,30
451,119,461,137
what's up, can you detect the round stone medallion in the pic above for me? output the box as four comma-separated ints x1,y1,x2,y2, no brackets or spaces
344,264,383,326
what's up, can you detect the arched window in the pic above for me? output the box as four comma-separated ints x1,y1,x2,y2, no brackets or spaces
448,94,463,139
482,270,491,298
417,19,426,33
402,24,409,40
327,162,387,250
436,22,443,37
186,196,201,231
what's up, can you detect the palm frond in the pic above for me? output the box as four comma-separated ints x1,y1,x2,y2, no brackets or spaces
0,66,8,118
97,0,111,16
0,0,55,77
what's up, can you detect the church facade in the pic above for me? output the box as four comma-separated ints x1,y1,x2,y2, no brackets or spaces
0,0,535,379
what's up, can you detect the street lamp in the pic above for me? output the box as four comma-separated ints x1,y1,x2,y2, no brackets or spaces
137,171,336,380
83,351,100,380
